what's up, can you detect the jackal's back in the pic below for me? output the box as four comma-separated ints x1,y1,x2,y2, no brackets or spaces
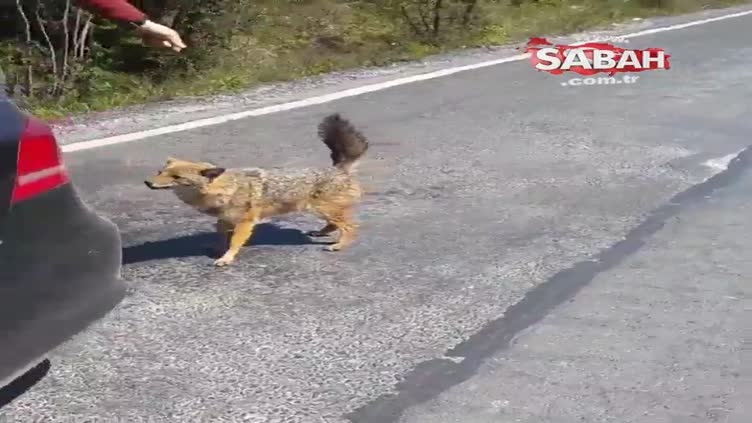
225,166,358,205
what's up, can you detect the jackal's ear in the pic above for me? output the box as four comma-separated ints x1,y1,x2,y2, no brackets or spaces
200,167,226,180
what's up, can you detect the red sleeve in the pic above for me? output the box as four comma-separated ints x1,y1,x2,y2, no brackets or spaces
75,0,146,23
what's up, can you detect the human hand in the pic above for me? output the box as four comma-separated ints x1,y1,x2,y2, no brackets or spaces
136,20,187,52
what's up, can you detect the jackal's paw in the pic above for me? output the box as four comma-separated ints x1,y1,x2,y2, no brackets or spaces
213,257,234,267
324,244,342,252
306,230,328,238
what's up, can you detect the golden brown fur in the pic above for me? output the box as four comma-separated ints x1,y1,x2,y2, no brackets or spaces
144,113,369,266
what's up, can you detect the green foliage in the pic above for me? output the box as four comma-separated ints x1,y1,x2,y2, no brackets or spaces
0,0,748,118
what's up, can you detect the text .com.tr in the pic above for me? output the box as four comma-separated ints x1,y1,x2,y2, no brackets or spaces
561,75,640,87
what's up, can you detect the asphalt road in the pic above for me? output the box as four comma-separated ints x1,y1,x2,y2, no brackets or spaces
1,8,749,423
395,150,750,423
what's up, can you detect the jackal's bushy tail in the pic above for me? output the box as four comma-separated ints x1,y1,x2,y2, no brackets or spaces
318,113,369,173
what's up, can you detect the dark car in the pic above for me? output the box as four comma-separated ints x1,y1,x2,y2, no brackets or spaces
0,70,126,406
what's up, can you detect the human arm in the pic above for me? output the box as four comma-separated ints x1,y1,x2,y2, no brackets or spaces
75,0,146,24
74,0,186,52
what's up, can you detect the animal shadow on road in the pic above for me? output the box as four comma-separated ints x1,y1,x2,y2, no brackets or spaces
122,223,330,265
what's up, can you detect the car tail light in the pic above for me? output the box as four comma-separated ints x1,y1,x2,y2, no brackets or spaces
10,117,69,204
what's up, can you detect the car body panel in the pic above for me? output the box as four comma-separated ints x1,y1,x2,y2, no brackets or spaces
0,182,126,385
0,88,126,390
0,99,22,217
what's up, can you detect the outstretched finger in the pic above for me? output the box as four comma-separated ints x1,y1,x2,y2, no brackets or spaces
171,35,187,50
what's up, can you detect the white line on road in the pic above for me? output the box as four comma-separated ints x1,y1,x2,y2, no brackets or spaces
60,8,752,153
702,150,744,171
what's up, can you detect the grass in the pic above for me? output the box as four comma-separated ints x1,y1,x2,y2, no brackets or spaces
15,0,752,119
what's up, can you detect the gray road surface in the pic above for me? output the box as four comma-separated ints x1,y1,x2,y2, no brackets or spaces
395,151,750,423
1,7,750,423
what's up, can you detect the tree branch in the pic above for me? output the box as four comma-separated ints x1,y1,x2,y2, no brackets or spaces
462,0,478,27
400,5,423,35
15,0,33,96
432,0,443,37
60,0,72,94
78,15,93,59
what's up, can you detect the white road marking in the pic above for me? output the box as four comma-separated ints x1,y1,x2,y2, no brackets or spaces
441,355,466,363
60,8,752,153
703,150,743,171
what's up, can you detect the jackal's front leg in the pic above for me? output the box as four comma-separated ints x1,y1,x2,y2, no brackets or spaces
214,219,257,267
